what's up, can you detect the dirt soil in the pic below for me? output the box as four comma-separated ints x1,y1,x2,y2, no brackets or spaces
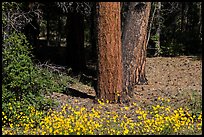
49,56,202,115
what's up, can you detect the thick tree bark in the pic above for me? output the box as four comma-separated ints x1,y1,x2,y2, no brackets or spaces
122,2,151,94
96,2,123,103
66,9,86,73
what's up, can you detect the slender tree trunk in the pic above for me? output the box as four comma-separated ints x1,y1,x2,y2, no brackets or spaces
47,12,50,46
122,2,151,94
185,4,189,32
7,11,11,36
3,10,11,40
181,2,185,32
146,2,156,53
90,2,97,62
57,16,62,47
198,2,202,44
22,2,39,47
154,2,161,56
66,9,86,73
96,2,123,103
181,2,189,33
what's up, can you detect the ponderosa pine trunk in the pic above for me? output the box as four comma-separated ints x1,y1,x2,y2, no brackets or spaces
96,2,123,103
122,2,151,94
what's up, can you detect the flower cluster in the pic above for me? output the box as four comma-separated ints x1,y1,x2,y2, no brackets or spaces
2,97,202,135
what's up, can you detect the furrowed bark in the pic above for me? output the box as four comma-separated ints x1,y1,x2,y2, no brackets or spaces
122,2,151,94
96,2,123,103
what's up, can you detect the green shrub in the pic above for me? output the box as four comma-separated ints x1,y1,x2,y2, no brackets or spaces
2,32,79,127
2,32,37,99
2,32,58,126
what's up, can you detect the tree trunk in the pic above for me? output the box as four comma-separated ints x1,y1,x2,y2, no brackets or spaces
22,2,39,47
96,2,123,103
66,8,86,73
57,16,62,47
146,2,157,56
90,2,97,62
122,2,151,94
198,2,202,44
154,2,161,56
47,11,50,47
181,2,185,32
185,4,189,32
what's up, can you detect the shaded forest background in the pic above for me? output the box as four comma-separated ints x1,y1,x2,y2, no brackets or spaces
2,2,202,135
3,2,202,68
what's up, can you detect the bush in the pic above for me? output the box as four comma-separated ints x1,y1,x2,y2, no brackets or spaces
2,32,37,99
2,32,57,126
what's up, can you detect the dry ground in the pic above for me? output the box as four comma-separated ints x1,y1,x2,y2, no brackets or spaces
49,56,202,114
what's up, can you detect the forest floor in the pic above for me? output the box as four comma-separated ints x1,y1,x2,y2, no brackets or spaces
48,56,202,119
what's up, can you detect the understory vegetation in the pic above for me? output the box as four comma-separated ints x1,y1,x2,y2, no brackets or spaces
1,33,202,135
2,32,76,133
2,97,202,135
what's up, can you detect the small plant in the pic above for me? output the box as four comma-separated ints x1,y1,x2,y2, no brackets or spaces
2,97,202,135
187,91,202,118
